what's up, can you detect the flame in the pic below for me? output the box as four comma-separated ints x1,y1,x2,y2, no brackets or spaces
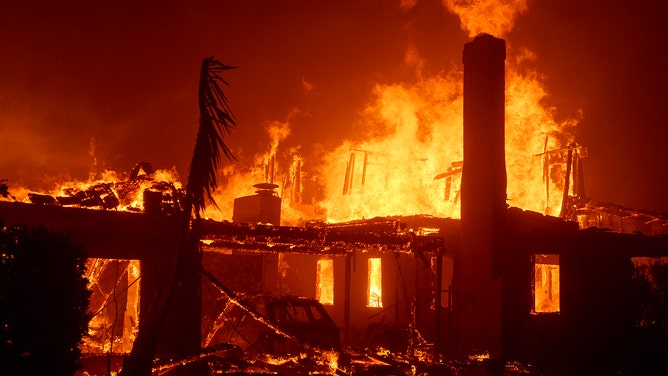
8,3,578,227
468,351,491,362
259,353,305,366
442,0,530,38
320,350,339,372
367,258,383,308
201,116,310,225
199,30,577,225
320,72,464,222
318,50,576,222
505,51,578,215
6,167,182,214
316,258,334,305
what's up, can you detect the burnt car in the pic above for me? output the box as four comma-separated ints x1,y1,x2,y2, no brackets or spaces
264,295,341,351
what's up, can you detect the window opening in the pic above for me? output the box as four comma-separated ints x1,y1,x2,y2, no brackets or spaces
316,258,334,305
367,258,383,307
532,254,560,314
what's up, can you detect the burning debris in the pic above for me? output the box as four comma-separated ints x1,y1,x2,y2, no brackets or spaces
6,162,184,215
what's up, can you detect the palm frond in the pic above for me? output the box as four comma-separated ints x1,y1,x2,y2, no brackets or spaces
186,56,238,215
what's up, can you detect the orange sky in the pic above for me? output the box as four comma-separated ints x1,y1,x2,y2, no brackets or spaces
1,0,667,213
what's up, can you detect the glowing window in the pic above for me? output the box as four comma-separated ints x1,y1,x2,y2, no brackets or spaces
367,258,383,308
83,259,141,353
532,254,560,314
316,259,334,305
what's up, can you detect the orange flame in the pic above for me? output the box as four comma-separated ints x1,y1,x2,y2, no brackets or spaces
318,50,577,222
320,71,464,222
7,167,182,214
442,0,530,38
10,2,578,227
202,117,309,225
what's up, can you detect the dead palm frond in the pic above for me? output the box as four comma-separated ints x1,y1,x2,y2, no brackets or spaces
186,56,238,216
120,57,237,376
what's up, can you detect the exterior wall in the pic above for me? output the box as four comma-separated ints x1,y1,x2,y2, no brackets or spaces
500,221,668,374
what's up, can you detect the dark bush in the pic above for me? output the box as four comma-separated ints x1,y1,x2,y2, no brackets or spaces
0,223,90,375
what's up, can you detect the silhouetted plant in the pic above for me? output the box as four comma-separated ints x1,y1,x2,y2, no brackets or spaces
120,57,237,376
0,223,91,375
187,56,238,216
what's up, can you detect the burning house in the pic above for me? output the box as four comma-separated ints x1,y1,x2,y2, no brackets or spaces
2,33,668,376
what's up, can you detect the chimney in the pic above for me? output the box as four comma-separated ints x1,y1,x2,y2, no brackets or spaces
232,183,282,225
458,34,506,358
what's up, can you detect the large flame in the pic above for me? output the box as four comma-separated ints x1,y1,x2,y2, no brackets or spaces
198,0,574,224
5,2,578,226
197,47,577,224
317,49,576,222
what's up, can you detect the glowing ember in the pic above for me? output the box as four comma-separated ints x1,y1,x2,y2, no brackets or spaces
316,349,340,373
367,257,383,308
316,258,334,305
259,352,305,366
5,165,183,215
468,351,491,362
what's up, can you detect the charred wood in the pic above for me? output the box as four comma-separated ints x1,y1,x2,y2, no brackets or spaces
200,219,443,255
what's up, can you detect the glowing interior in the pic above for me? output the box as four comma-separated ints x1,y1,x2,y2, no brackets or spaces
367,257,383,308
316,258,334,305
533,254,560,314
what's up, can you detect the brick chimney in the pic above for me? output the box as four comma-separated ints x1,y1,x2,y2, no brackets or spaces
458,33,506,358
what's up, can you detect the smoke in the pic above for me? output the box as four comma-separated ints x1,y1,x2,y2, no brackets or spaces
442,0,531,37
0,98,97,189
266,117,293,159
